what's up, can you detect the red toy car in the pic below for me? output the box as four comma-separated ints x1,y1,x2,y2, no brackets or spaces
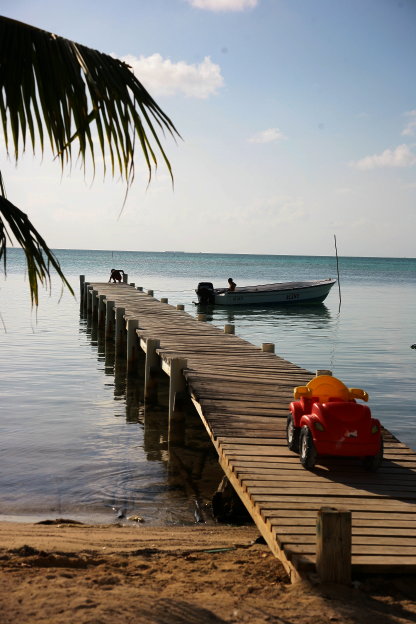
287,375,383,470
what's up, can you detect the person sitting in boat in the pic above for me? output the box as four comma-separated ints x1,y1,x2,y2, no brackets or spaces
227,277,236,292
109,269,124,283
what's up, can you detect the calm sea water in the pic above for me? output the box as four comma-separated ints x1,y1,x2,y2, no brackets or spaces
1,249,415,524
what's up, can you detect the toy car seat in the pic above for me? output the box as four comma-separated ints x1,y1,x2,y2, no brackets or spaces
294,375,368,404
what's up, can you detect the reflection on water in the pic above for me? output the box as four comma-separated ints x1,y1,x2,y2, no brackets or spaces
0,279,225,525
196,302,331,326
79,315,225,525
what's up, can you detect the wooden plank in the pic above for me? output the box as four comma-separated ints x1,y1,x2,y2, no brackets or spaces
267,515,416,527
268,524,416,537
285,543,416,556
243,479,416,495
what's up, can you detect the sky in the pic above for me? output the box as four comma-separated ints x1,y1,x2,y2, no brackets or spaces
1,0,416,257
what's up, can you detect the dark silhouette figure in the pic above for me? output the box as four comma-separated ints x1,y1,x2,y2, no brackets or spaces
227,277,236,291
109,269,124,283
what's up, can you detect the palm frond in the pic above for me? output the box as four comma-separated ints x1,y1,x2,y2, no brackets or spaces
0,15,181,306
0,15,180,182
0,195,74,305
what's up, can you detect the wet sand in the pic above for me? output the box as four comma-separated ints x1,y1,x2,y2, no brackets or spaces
1,521,416,623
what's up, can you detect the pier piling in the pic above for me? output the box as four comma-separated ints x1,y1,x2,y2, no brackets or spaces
115,307,126,351
144,338,160,403
98,294,106,329
105,300,115,339
126,319,140,374
316,507,352,584
167,357,188,447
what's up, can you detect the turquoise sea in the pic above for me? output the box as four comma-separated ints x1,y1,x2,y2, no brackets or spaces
1,249,415,524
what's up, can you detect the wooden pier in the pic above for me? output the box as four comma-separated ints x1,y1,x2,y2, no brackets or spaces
81,278,416,583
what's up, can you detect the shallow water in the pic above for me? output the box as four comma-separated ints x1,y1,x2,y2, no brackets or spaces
0,250,415,523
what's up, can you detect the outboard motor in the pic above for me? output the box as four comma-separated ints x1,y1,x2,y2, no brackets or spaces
196,282,215,305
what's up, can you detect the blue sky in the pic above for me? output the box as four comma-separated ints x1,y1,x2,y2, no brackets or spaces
2,0,415,256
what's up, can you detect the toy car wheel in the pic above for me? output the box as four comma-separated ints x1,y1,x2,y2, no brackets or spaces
299,426,317,469
362,438,384,471
286,414,300,452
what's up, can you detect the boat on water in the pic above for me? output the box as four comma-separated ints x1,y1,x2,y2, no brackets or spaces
195,278,336,306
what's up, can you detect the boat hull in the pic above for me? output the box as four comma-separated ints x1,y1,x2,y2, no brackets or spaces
212,279,336,306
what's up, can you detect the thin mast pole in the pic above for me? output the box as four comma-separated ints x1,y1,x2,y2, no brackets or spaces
334,234,341,309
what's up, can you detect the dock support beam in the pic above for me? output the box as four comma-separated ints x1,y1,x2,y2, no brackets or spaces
105,300,115,339
86,285,93,315
91,290,98,321
168,357,188,447
80,275,85,310
224,324,235,334
98,294,106,329
144,338,160,403
115,307,126,351
316,507,351,584
82,282,90,315
126,319,139,374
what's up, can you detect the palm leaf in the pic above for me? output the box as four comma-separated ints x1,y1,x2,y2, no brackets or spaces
0,15,181,304
0,195,74,306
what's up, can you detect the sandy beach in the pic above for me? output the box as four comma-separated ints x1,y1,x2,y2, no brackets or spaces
1,520,416,623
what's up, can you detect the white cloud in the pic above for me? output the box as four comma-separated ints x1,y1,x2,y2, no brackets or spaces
350,144,416,170
187,0,258,11
248,128,286,144
120,53,224,99
402,109,416,137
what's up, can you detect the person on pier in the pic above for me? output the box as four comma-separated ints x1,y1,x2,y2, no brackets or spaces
109,269,124,283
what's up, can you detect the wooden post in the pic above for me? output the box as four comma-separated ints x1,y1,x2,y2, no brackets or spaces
161,298,168,304
147,289,154,297
129,283,135,287
115,307,126,350
137,287,143,291
176,304,184,310
316,369,332,376
82,282,90,315
105,300,115,339
126,319,139,374
168,357,188,447
262,343,275,353
316,507,351,584
91,289,99,322
86,285,93,315
79,275,85,310
98,294,106,329
224,324,235,334
123,273,128,283
197,313,206,321
144,338,160,403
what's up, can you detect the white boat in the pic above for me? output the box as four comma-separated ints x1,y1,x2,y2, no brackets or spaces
195,279,336,306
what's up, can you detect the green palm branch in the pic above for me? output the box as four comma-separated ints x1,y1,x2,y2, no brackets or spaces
0,15,180,305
